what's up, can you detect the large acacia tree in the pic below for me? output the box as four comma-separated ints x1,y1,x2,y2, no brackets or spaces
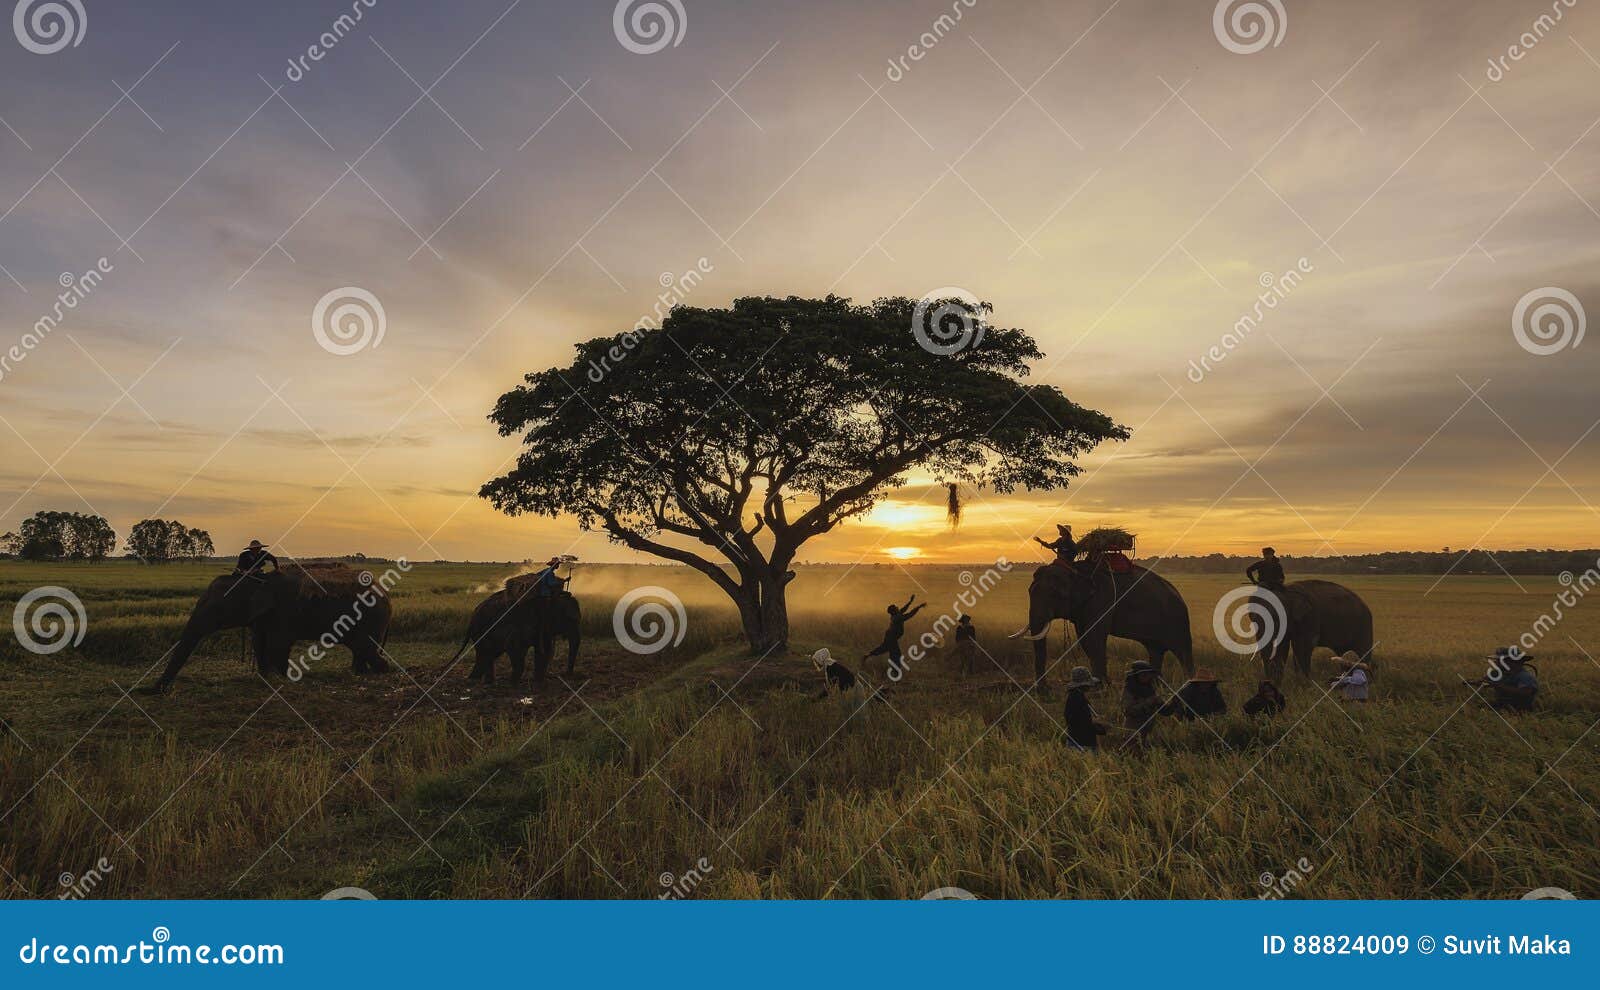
481,295,1127,653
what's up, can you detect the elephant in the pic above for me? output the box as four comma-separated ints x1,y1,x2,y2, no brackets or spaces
1013,562,1194,684
1250,580,1374,679
152,564,392,692
452,589,581,686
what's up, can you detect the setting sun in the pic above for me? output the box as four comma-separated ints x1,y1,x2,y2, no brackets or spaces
884,547,922,561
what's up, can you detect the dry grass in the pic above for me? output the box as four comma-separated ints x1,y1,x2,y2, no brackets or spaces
1,560,1597,899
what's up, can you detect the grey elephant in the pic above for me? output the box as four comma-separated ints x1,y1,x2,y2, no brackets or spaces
1250,579,1374,679
452,588,581,686
1012,562,1194,683
153,564,391,692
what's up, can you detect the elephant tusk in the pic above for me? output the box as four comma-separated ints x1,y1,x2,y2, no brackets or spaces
1008,625,1049,641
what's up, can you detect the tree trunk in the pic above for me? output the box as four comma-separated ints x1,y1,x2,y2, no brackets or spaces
733,572,791,655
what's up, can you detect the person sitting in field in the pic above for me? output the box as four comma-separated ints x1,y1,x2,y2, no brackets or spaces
953,614,979,677
1243,680,1287,717
234,540,278,579
1063,666,1110,751
1329,653,1370,703
1160,668,1227,720
1245,546,1285,591
1034,524,1077,565
811,648,858,698
864,594,926,678
1469,647,1538,712
1120,660,1164,748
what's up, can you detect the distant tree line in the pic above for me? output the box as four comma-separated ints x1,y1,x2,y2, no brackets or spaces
1143,549,1600,576
125,519,215,562
0,510,215,563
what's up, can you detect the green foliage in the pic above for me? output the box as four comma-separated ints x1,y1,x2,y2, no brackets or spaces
125,519,215,562
1,510,116,561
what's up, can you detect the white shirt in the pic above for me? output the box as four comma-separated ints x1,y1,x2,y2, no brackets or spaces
1333,668,1369,700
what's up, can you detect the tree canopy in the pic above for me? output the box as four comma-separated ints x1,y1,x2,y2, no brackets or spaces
0,510,116,561
481,294,1127,650
125,519,215,562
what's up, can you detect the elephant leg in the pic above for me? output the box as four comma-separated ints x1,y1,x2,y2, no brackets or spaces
533,641,551,685
509,639,528,682
1082,634,1110,682
1293,633,1316,678
476,644,498,685
1140,641,1167,678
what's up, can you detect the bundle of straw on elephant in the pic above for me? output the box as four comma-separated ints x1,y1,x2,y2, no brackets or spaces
1078,526,1136,555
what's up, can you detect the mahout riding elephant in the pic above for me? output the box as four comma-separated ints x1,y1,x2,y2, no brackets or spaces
453,588,581,686
1251,579,1373,679
1012,562,1193,683
153,563,391,692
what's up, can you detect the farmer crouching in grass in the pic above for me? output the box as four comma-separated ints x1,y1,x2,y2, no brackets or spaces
812,649,870,720
1063,666,1111,751
1243,680,1287,717
1466,647,1539,712
1329,653,1371,703
1160,668,1227,720
1119,659,1163,749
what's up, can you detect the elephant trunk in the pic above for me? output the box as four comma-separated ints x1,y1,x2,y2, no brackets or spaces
565,624,581,675
154,613,216,691
1032,633,1048,682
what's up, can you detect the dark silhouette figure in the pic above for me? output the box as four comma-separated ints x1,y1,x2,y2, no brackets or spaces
953,614,978,676
1243,680,1287,716
864,594,926,676
1246,546,1285,590
1063,666,1110,751
1468,647,1538,712
234,539,278,578
1034,524,1077,564
811,648,859,699
1161,669,1227,720
1120,659,1163,748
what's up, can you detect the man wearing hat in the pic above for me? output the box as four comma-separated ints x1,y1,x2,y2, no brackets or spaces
953,614,979,677
1063,665,1111,751
234,540,278,579
1160,668,1227,720
1329,652,1371,703
1120,659,1164,747
530,556,567,598
1243,680,1287,717
1469,647,1538,712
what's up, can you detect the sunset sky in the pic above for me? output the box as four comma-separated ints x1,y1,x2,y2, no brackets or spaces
1,0,1597,564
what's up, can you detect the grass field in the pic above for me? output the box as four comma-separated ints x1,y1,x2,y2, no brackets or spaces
2,559,1597,900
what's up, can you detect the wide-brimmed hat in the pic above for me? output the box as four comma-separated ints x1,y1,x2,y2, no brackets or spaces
1489,646,1530,663
1125,659,1158,679
1186,667,1220,683
811,648,832,669
1065,665,1099,689
247,540,267,550
1336,651,1370,671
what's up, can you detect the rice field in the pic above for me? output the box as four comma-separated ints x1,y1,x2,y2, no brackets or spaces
1,559,1597,900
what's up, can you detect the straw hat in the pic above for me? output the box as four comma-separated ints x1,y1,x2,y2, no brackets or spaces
811,648,833,670
1187,667,1220,683
1065,665,1100,689
247,540,267,550
1125,659,1158,680
1336,651,1370,671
